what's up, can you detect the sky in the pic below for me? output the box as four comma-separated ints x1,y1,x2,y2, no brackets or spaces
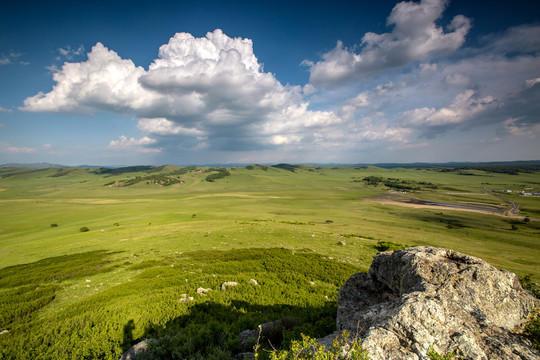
0,0,539,166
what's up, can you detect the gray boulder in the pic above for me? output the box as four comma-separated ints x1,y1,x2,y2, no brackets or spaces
119,339,156,360
337,246,539,360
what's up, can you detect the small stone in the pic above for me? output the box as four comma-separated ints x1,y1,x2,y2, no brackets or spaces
249,279,258,286
197,287,211,296
220,281,238,291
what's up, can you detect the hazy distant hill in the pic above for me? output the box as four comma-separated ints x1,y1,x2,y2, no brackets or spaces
2,160,539,169
0,162,67,169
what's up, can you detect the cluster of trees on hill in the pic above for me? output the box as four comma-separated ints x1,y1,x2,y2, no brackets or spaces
204,168,231,182
436,164,540,175
168,166,197,175
271,164,300,172
95,166,158,175
245,165,269,171
102,166,200,187
104,174,183,187
358,176,437,191
101,166,234,185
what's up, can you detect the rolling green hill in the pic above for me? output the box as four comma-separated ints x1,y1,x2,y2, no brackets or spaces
0,165,538,359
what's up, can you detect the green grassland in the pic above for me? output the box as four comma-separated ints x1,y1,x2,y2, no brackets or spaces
0,164,539,359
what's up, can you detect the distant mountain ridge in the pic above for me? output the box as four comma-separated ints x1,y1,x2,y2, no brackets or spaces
1,160,540,169
0,162,68,169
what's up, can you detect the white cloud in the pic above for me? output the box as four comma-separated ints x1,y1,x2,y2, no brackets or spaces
0,106,11,112
525,77,540,89
307,0,471,86
108,135,161,153
57,45,85,60
17,15,540,162
328,23,540,144
480,25,540,55
137,118,206,138
501,118,540,139
403,90,495,127
0,142,37,153
23,42,151,114
22,30,343,152
270,135,301,145
444,72,472,87
338,92,369,121
0,51,22,66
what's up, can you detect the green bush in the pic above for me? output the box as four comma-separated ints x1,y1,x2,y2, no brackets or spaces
79,226,90,232
427,348,462,360
257,331,369,360
519,274,540,298
373,241,408,252
205,169,231,182
523,309,540,351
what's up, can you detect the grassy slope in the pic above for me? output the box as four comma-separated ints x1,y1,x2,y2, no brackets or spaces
0,165,539,358
1,165,538,275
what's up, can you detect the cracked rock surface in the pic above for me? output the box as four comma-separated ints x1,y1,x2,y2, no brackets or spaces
336,246,540,360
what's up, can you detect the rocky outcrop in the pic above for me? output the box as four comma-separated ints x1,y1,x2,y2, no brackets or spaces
337,246,539,359
119,339,156,360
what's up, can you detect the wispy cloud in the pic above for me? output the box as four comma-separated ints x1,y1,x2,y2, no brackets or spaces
0,142,37,154
108,135,161,153
56,45,85,61
0,51,23,66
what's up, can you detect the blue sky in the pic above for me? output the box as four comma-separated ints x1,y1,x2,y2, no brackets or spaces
1,0,539,166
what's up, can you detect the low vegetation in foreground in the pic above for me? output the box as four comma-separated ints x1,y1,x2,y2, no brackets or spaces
0,248,359,359
0,164,538,359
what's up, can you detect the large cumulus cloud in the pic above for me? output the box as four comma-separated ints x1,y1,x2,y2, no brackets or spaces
22,29,337,152
20,4,540,163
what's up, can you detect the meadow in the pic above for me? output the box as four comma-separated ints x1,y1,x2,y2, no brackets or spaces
0,164,538,359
